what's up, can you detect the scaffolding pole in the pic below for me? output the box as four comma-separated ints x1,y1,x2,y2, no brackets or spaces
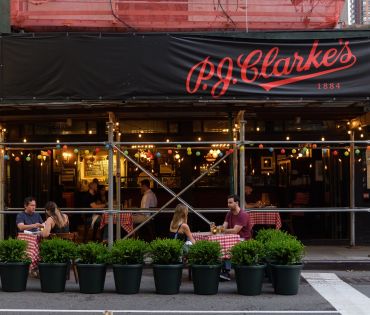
107,113,115,248
239,120,246,210
0,130,4,240
350,131,355,246
115,130,121,240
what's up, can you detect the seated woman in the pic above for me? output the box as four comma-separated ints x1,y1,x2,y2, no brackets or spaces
40,201,69,238
169,204,196,244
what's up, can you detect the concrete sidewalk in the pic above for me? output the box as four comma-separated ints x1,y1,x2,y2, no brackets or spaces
303,245,370,270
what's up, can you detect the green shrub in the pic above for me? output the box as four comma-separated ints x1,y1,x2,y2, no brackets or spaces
76,242,109,264
110,239,147,265
230,240,265,266
265,238,305,265
188,240,221,265
39,238,76,263
149,239,183,264
255,229,294,244
0,238,30,263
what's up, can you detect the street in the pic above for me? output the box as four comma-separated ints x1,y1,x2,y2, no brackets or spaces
2,268,370,315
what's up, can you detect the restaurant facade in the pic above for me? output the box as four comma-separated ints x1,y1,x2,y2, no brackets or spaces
0,1,369,244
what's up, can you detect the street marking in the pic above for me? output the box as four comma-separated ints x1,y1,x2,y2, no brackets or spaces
0,310,340,314
302,272,370,315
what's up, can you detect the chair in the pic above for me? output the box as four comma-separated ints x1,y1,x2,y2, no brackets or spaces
283,192,309,235
49,232,79,283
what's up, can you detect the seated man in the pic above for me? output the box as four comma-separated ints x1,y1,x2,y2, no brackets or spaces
245,184,264,208
220,194,252,280
16,196,44,233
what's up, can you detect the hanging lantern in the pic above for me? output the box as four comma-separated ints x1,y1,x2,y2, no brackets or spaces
15,156,20,162
56,144,61,149
4,155,9,160
123,150,129,155
84,150,90,155
73,148,79,154
280,149,285,154
196,151,201,156
105,144,110,149
269,147,274,153
134,153,139,158
292,149,297,154
367,145,370,150
344,151,349,157
177,144,182,149
168,149,173,155
95,147,100,153
333,150,338,156
187,151,192,156
47,150,52,156
26,156,31,162
37,155,42,160
218,152,223,157
175,153,180,160
312,143,317,149
355,149,361,155
62,145,68,151
156,152,161,158
228,149,234,154
240,145,245,151
258,144,263,149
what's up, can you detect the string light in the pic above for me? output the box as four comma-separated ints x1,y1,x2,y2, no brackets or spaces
321,137,325,141
286,136,290,141
23,138,27,143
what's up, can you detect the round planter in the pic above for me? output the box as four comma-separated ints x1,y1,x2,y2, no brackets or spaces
234,264,266,295
191,264,221,295
77,263,106,294
0,262,29,292
113,264,143,294
39,262,68,293
271,263,303,295
153,264,183,294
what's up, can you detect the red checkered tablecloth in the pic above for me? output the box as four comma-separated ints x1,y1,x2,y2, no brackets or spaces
17,233,40,270
249,211,282,230
100,213,134,234
192,232,240,259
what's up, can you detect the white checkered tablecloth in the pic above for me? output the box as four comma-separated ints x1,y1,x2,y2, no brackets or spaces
249,211,282,229
17,233,40,270
192,232,240,259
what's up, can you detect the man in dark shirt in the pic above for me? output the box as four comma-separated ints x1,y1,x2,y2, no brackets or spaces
16,196,44,233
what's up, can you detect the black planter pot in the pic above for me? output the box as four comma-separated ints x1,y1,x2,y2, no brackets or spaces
0,262,29,292
77,263,106,294
234,264,266,295
271,263,303,295
39,263,68,293
153,264,183,294
113,264,143,294
191,264,221,295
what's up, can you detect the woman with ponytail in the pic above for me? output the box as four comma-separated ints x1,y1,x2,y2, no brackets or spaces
41,201,69,238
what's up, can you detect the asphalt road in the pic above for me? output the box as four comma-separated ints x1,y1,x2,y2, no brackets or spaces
2,268,370,315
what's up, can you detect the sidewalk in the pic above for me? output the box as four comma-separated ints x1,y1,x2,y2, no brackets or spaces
303,245,370,270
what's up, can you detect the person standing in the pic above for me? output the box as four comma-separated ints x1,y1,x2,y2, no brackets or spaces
133,179,157,241
16,197,44,233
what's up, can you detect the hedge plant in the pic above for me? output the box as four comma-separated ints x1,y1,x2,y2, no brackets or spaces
0,238,30,263
76,242,109,264
149,239,183,265
265,238,305,265
188,240,221,265
39,238,76,263
110,239,147,265
230,240,265,266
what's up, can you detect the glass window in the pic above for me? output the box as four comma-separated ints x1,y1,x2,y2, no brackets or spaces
122,120,167,134
203,120,229,133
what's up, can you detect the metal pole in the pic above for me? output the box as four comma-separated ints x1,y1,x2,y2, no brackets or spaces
239,120,246,210
0,0,10,33
349,131,355,246
233,119,238,195
115,131,121,240
107,113,115,248
0,129,4,240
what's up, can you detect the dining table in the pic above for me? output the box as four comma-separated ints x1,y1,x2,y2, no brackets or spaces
192,232,240,259
17,233,41,270
248,208,282,230
99,212,134,234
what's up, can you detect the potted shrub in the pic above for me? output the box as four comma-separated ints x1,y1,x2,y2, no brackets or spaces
230,240,266,295
149,238,183,294
76,242,108,294
110,239,147,294
188,240,221,295
266,237,305,295
0,238,30,292
39,238,76,293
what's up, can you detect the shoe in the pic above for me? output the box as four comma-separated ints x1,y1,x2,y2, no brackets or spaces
219,271,231,281
29,269,39,279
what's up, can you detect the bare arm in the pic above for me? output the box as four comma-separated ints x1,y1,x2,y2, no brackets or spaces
17,222,44,232
40,217,55,238
181,224,196,244
222,221,228,229
224,224,242,235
